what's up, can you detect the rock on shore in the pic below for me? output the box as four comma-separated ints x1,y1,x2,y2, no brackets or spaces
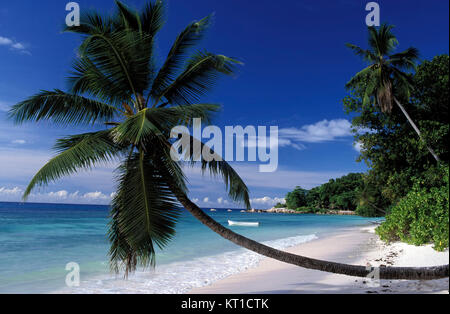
246,208,356,215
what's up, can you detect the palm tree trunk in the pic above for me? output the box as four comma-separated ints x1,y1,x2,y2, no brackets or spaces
175,192,449,280
394,98,440,162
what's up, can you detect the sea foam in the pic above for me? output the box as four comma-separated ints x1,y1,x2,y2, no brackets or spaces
59,233,318,294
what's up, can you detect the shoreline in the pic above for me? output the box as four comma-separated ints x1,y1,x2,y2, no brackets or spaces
247,208,357,215
190,226,449,294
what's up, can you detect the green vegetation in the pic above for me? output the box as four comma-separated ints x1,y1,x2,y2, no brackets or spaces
376,166,449,251
344,25,449,250
285,187,308,209
279,173,372,214
308,173,364,211
281,33,448,252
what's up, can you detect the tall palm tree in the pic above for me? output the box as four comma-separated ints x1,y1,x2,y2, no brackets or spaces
346,24,440,162
9,1,447,280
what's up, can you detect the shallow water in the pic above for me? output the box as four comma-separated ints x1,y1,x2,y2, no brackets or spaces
0,202,379,293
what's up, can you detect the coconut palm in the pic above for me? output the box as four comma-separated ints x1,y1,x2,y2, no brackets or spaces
9,1,448,280
346,24,440,162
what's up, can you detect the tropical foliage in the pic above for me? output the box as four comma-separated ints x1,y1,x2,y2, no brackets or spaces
345,45,449,248
344,54,449,210
376,166,449,251
285,187,308,209
278,173,375,214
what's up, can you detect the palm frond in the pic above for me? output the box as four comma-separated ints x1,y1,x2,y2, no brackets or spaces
23,130,122,199
156,51,242,106
148,103,220,128
140,0,165,37
389,47,419,71
112,108,163,146
368,24,398,56
115,0,141,31
113,104,219,146
178,135,251,209
345,65,375,91
345,43,377,63
64,10,115,35
109,152,181,275
151,15,212,99
78,29,153,98
108,212,137,276
201,159,251,209
9,90,118,125
68,56,131,105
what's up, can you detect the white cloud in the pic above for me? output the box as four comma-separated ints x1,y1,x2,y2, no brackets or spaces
0,101,11,112
0,186,115,204
0,186,22,196
244,135,306,151
0,35,30,54
251,196,285,207
83,191,109,200
217,197,229,205
48,190,68,199
11,42,25,50
279,119,352,144
0,36,13,45
202,197,210,203
239,119,353,151
11,139,26,145
353,141,363,153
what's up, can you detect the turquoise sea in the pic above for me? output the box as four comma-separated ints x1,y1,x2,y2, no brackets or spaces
0,202,379,294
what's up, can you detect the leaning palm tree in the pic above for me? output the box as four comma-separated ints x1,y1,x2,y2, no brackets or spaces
346,24,440,162
10,1,447,280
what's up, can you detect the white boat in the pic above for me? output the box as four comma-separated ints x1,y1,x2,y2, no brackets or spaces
227,209,233,212
228,220,260,227
210,209,217,212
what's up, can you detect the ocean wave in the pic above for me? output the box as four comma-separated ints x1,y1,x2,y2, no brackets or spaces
58,233,318,294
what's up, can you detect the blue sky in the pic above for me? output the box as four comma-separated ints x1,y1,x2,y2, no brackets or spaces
0,0,448,207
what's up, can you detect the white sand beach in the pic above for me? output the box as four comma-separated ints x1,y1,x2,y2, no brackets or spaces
190,226,449,294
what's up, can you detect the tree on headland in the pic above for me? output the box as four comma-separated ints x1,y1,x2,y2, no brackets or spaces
346,24,441,162
285,186,308,209
282,174,368,213
9,1,448,280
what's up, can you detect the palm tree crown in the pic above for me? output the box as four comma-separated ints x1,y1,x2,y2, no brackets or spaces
346,24,419,113
9,0,250,274
346,24,440,162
